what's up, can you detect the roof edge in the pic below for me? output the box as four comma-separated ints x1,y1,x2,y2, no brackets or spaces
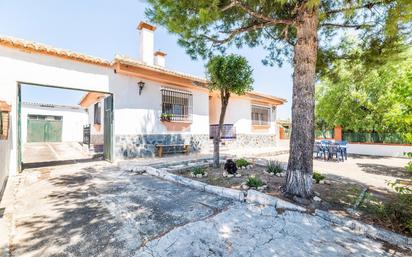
0,35,111,67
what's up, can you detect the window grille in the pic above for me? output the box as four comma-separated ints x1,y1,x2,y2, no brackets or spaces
161,88,193,121
251,105,270,125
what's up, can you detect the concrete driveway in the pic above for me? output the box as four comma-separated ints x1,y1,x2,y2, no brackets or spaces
4,162,410,257
22,142,95,164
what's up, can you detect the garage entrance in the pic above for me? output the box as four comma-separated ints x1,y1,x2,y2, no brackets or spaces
27,115,63,142
17,83,113,170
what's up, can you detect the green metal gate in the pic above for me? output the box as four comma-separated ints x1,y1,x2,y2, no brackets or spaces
27,115,62,142
103,95,113,162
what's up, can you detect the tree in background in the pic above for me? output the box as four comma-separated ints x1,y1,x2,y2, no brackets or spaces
316,47,411,141
146,0,411,198
207,54,254,167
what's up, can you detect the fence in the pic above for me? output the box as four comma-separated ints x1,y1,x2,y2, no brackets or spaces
343,132,409,144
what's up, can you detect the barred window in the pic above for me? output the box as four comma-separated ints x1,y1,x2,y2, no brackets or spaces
161,88,193,121
251,105,270,125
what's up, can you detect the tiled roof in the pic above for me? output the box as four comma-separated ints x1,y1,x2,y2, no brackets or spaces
0,36,111,66
0,35,286,104
248,91,287,104
114,55,208,84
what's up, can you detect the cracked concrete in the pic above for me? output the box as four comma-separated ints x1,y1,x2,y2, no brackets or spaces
137,204,408,257
3,162,410,257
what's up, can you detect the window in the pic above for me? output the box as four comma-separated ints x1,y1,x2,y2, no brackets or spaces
251,105,270,125
161,88,193,121
94,102,101,125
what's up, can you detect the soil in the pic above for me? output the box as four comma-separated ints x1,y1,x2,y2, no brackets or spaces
171,164,411,237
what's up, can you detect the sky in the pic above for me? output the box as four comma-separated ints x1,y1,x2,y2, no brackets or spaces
0,0,293,119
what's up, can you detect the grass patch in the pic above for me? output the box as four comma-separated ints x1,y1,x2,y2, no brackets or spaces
246,176,264,188
312,171,325,183
192,166,206,176
235,158,249,168
266,160,284,174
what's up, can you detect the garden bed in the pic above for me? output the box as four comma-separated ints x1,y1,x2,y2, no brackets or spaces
169,159,412,237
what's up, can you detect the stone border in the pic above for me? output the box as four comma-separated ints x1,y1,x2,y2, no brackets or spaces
121,161,412,251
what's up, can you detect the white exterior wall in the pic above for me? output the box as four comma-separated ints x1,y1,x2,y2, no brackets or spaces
21,103,88,143
347,143,412,157
209,95,277,135
85,100,105,145
138,28,154,65
0,45,210,182
110,75,209,135
0,46,112,180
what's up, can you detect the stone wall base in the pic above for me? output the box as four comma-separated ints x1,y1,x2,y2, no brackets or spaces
115,133,278,159
116,134,209,159
223,134,277,149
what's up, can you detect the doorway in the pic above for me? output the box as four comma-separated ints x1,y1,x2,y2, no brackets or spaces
17,83,113,170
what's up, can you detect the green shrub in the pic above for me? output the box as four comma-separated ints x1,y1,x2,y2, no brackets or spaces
389,152,412,194
192,166,206,176
312,172,325,183
246,176,264,188
235,158,249,168
266,160,284,174
362,193,412,235
405,152,412,173
406,162,412,173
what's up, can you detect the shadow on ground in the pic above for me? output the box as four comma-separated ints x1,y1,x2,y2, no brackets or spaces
10,164,232,257
357,163,410,179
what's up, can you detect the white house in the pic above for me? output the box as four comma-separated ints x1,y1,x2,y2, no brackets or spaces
0,21,286,193
21,102,88,143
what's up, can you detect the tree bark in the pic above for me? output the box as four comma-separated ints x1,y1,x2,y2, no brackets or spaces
285,7,318,198
213,91,230,168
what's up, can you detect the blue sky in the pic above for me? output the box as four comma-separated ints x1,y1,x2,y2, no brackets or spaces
0,0,293,119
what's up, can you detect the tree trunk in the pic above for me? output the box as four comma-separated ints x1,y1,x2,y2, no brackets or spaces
213,92,229,168
285,7,318,198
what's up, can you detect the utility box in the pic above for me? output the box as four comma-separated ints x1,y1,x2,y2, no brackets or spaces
0,100,11,140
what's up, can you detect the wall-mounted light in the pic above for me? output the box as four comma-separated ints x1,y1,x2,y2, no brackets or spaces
138,81,145,95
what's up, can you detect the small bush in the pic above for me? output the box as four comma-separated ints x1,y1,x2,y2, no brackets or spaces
312,172,325,183
235,158,249,168
266,160,284,174
192,167,206,176
362,193,412,235
246,176,264,188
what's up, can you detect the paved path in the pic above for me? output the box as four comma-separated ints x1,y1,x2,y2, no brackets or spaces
22,142,94,164
5,162,410,257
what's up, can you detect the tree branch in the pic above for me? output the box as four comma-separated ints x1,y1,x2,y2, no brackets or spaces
222,0,293,25
321,23,374,29
264,28,294,46
203,20,288,45
324,1,384,15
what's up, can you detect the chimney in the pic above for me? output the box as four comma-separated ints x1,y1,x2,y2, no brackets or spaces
137,21,156,65
154,51,166,67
